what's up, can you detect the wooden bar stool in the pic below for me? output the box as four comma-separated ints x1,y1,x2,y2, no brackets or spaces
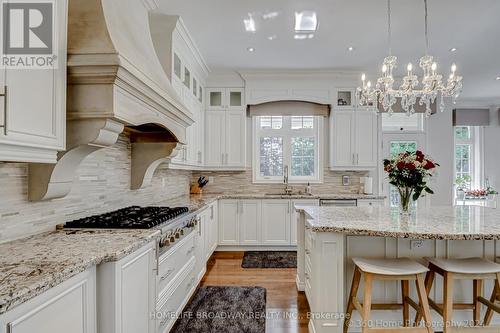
344,257,433,333
483,257,500,325
414,257,500,332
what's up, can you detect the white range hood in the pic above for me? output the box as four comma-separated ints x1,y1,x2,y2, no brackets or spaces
29,0,193,201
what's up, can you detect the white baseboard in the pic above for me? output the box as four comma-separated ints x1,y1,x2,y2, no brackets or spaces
215,245,297,252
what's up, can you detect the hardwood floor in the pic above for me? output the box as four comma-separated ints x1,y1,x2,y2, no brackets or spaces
200,251,310,333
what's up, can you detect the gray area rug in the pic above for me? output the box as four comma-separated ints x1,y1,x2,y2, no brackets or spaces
172,286,266,333
241,251,297,268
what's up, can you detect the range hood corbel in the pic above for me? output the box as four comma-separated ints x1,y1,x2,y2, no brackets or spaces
29,119,124,201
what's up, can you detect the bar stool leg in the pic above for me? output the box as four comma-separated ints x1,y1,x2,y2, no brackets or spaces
443,272,454,333
473,279,483,325
415,274,433,333
414,270,435,326
344,267,362,333
401,280,410,326
361,273,373,333
484,273,500,326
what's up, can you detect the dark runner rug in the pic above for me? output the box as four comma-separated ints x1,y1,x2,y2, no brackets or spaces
241,251,297,268
172,286,266,333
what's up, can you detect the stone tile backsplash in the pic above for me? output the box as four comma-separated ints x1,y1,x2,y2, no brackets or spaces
191,169,368,195
0,135,191,243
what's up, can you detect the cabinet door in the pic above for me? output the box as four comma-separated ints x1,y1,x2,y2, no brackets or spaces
330,110,354,168
119,245,156,333
225,110,246,167
209,202,218,252
355,110,378,167
206,88,226,111
205,111,225,166
261,200,291,245
0,0,66,159
291,199,319,245
202,209,212,262
226,88,245,110
3,269,95,333
239,200,261,245
218,200,239,245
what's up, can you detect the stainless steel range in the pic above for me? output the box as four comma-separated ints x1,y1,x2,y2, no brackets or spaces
64,205,198,255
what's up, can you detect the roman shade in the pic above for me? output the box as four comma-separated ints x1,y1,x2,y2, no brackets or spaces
453,108,490,126
248,101,330,117
378,97,436,114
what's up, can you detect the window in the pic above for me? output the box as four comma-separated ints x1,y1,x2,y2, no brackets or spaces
388,140,418,208
254,116,321,183
454,126,474,189
382,113,425,132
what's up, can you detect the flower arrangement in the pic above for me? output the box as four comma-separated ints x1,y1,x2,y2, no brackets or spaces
383,150,439,213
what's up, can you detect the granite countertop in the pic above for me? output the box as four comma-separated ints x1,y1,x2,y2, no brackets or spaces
190,193,385,200
296,205,500,240
0,191,383,315
0,229,160,315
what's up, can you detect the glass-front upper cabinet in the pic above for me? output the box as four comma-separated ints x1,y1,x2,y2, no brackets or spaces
173,53,182,79
206,88,245,111
183,67,191,88
336,89,355,108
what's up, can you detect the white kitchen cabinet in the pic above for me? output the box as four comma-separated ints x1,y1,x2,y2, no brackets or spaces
208,201,218,254
291,199,319,245
261,200,291,245
0,268,96,333
218,200,240,245
205,110,246,169
0,0,67,163
330,108,378,170
97,242,156,333
207,88,245,111
239,200,262,245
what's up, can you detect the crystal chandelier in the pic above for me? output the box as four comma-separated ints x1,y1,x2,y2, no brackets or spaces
357,0,463,117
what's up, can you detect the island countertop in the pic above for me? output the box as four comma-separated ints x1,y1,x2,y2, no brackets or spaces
296,205,500,240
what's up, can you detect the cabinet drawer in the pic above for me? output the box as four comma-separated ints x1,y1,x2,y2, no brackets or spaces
157,257,196,333
158,231,196,293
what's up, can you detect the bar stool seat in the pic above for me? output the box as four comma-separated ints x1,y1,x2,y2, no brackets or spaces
353,257,429,276
344,257,433,333
427,257,500,275
414,257,500,332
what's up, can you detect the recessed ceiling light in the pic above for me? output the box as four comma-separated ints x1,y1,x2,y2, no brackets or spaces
496,76,500,81
450,47,457,52
348,46,354,51
267,35,277,41
294,11,318,32
294,33,314,40
262,11,279,20
247,47,255,52
244,15,256,32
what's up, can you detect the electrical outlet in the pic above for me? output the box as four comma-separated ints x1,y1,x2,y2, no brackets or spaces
342,176,350,186
410,240,424,249
208,176,214,184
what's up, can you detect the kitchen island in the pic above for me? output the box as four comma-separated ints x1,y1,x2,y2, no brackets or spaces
295,205,500,333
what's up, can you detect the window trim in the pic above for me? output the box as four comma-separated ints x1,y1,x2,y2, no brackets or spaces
252,116,324,184
454,126,484,190
381,113,427,134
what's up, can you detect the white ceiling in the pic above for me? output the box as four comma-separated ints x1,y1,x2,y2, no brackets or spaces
159,0,500,103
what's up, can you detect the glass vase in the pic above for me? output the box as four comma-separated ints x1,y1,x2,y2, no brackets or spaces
398,187,414,215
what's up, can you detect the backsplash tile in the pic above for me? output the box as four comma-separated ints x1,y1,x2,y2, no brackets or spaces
0,135,191,243
191,169,368,195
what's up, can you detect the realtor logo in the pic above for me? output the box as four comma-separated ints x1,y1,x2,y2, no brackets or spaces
1,0,57,68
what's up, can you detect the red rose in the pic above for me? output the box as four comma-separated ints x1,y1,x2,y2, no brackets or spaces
397,161,405,170
406,163,416,170
423,160,435,169
416,150,425,162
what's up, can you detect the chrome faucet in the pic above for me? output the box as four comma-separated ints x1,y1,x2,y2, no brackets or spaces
283,165,292,195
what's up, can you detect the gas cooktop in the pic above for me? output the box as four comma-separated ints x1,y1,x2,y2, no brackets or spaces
64,206,189,229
